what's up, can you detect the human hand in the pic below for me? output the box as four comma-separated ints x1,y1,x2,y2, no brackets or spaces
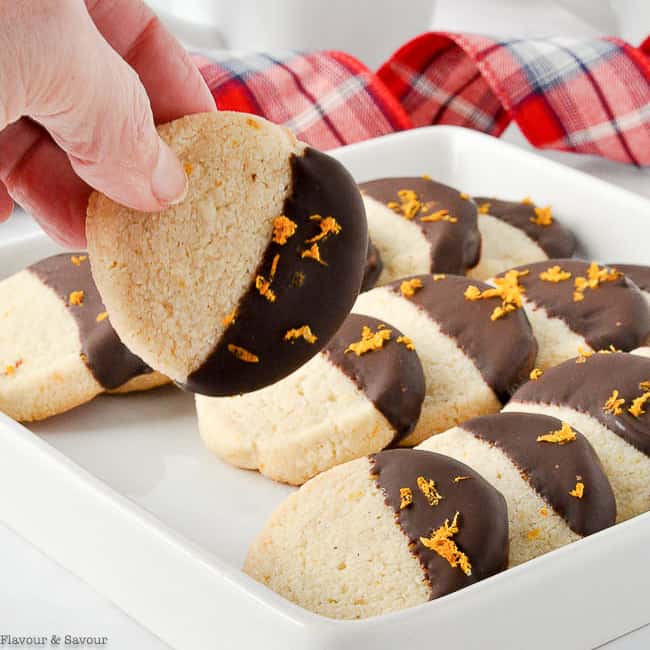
0,0,216,246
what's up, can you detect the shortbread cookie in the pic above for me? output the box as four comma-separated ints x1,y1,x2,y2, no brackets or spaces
419,412,615,566
354,274,537,445
244,449,508,619
468,197,576,280
612,264,650,309
360,240,383,291
506,351,650,521
196,314,425,484
358,177,480,284
0,254,167,422
87,111,367,396
491,260,650,370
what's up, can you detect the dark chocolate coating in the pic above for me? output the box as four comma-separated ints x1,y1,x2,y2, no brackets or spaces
473,197,576,258
612,264,650,294
29,253,151,389
512,352,650,456
462,412,616,536
371,449,509,599
323,314,425,444
387,274,537,403
185,148,368,396
506,260,650,352
361,240,383,292
360,177,480,274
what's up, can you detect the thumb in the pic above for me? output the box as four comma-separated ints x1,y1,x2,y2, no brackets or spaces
25,2,187,211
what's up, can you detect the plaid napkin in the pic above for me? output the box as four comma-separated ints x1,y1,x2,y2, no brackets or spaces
193,32,650,166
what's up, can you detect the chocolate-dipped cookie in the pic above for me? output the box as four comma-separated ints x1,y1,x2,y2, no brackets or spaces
358,177,480,284
506,351,650,521
87,111,368,396
196,314,425,485
353,273,537,445
419,412,615,565
491,260,650,370
244,449,508,619
360,239,383,291
468,197,576,280
0,253,167,422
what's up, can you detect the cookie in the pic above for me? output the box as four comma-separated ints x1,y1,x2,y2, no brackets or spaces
87,111,368,396
612,264,650,309
196,314,425,484
505,351,650,521
419,412,615,566
0,253,167,422
353,274,537,445
468,197,576,280
360,239,383,291
244,449,508,619
358,177,480,284
491,260,650,370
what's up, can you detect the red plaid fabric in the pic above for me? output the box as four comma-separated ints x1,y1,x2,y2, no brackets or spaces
193,32,650,166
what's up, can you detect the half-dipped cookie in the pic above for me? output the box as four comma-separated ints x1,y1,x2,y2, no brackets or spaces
0,253,167,422
490,260,650,370
244,449,508,619
353,274,537,445
506,351,650,521
359,177,480,284
419,412,615,566
468,197,576,280
196,314,425,485
87,111,368,396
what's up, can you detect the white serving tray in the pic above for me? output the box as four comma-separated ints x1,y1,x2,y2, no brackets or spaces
1,126,649,650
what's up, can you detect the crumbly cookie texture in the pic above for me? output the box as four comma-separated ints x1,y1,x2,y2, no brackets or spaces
87,111,367,396
244,450,508,619
0,254,166,422
196,314,425,485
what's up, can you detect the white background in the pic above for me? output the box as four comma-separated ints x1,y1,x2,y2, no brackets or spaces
1,1,649,648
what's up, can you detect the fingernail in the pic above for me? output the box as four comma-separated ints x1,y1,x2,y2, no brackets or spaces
151,140,188,207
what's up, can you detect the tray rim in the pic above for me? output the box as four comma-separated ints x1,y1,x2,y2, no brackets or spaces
1,124,650,650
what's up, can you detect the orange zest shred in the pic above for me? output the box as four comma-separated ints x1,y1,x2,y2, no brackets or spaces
416,476,443,506
396,335,415,351
399,487,413,510
529,368,543,381
539,265,572,283
301,243,326,265
527,528,541,540
569,481,585,499
69,291,85,306
422,174,432,181
477,202,491,214
521,197,534,205
640,380,650,392
284,325,318,344
464,269,528,321
70,255,87,266
530,205,553,226
386,189,425,220
539,507,548,517
629,392,650,418
305,215,342,243
573,262,620,302
459,192,470,200
272,215,297,244
603,389,625,415
400,278,423,297
3,360,22,377
222,308,237,328
227,344,259,364
345,325,392,356
576,347,594,364
433,274,446,281
536,421,577,444
96,311,109,323
419,209,458,224
419,512,472,576
453,476,471,483
255,254,280,302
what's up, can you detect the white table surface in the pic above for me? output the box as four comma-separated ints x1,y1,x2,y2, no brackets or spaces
1,2,649,648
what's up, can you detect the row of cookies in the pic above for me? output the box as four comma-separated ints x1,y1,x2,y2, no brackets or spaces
243,350,650,620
